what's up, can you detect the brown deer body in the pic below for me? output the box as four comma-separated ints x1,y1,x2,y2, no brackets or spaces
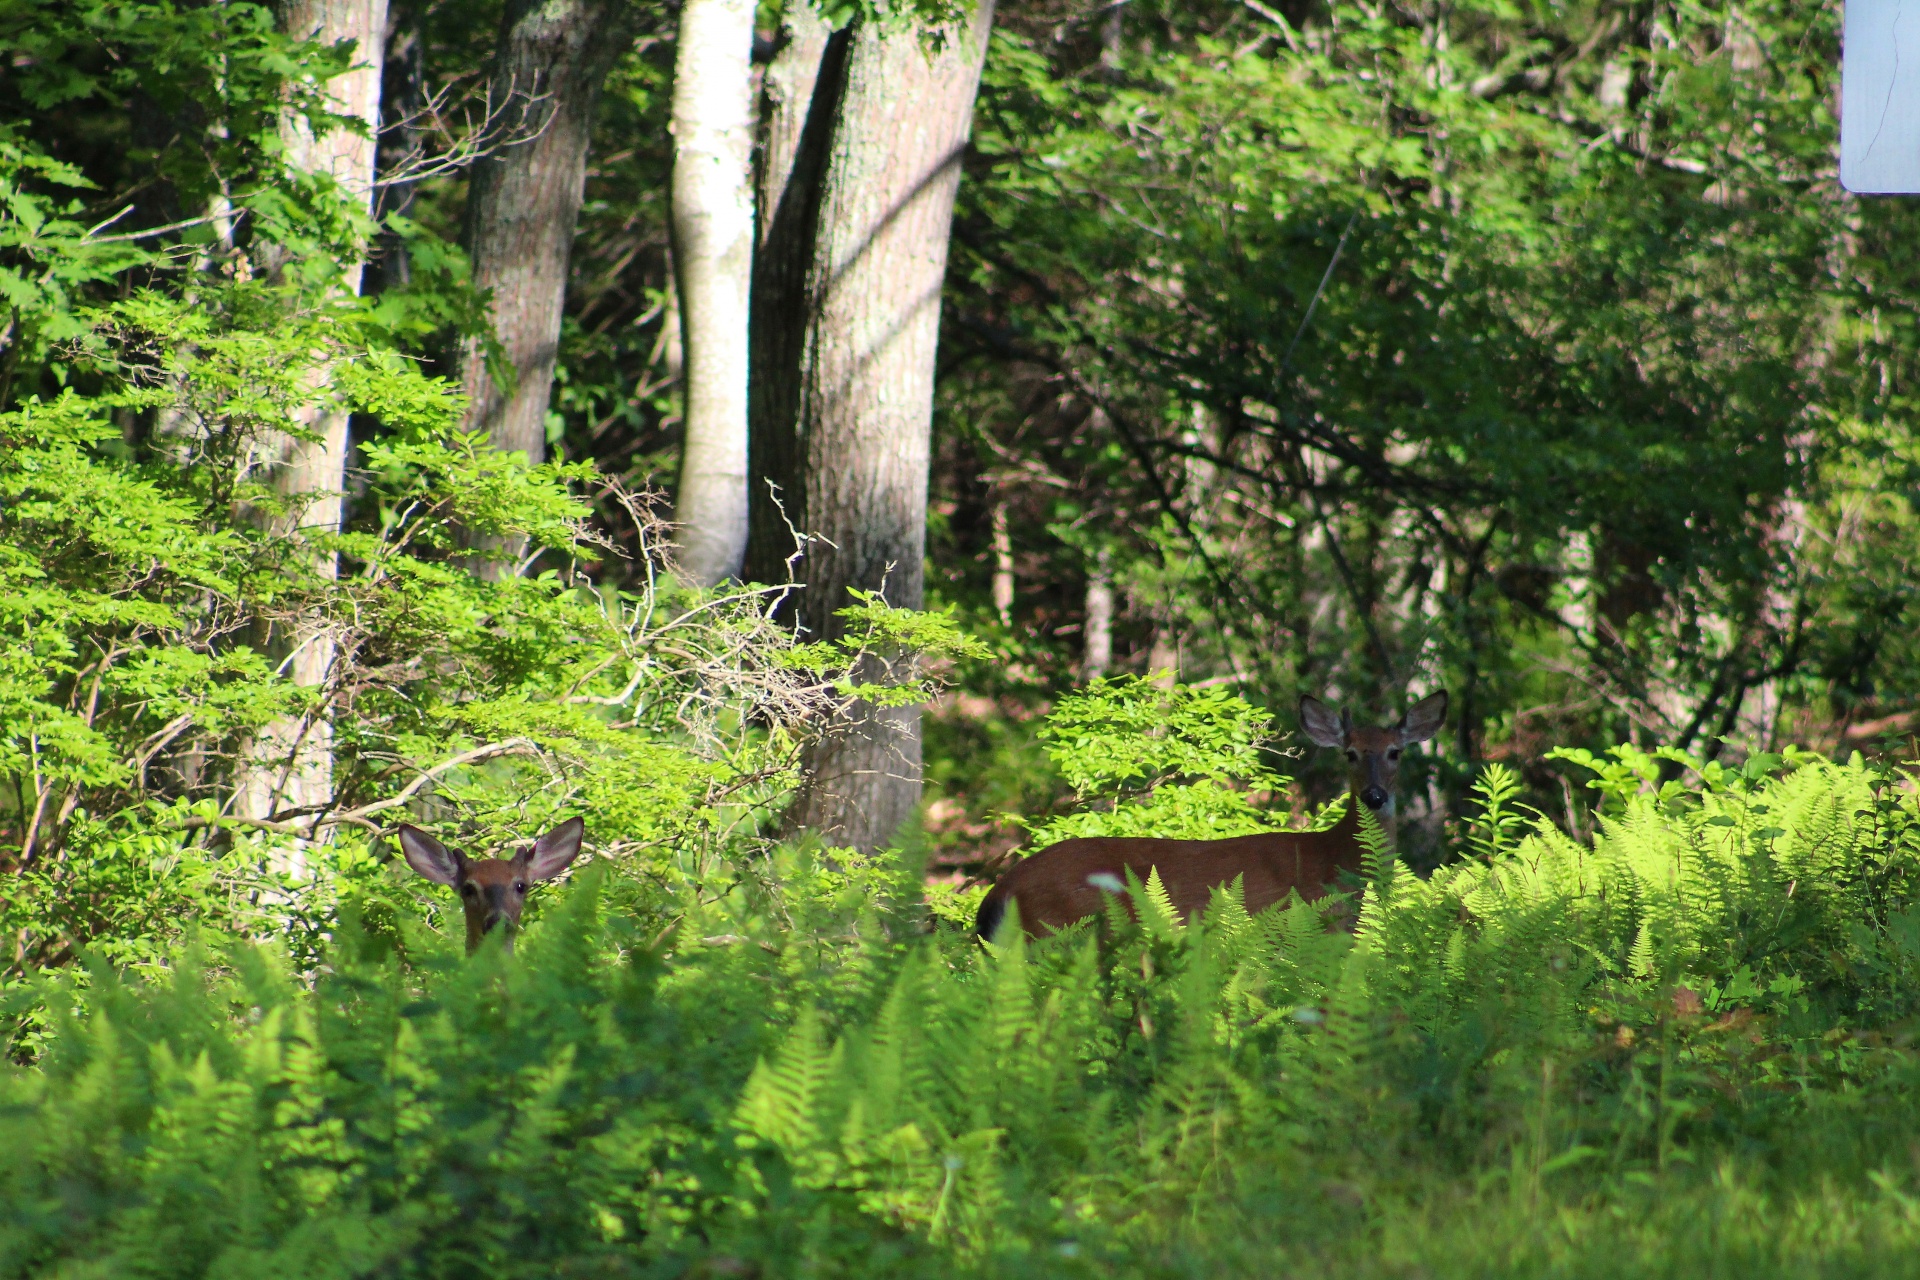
975,692,1446,941
398,818,586,953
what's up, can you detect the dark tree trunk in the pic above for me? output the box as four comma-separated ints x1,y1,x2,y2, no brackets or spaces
457,0,632,475
755,3,832,247
748,2,996,854
368,10,425,294
746,9,844,584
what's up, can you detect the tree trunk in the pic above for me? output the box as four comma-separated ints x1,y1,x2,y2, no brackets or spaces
1084,548,1113,679
746,6,840,582
990,497,1014,625
750,2,996,854
757,3,833,251
668,0,757,586
368,12,424,294
457,0,631,475
236,0,388,851
1148,624,1178,687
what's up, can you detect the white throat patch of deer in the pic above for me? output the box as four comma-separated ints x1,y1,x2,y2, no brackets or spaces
976,691,1448,941
397,818,586,953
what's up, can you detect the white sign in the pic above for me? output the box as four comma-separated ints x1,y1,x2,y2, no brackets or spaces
1843,0,1920,192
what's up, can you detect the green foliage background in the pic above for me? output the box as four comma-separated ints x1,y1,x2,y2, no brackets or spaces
924,0,1920,866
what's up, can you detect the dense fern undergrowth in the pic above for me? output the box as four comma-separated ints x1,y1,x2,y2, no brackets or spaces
4,737,1920,1278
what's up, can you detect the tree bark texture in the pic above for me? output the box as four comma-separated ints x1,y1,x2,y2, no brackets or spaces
1084,548,1113,679
990,497,1014,625
457,0,632,471
368,13,425,293
746,6,840,583
757,4,833,254
266,0,388,535
237,0,388,846
669,0,757,586
751,3,996,854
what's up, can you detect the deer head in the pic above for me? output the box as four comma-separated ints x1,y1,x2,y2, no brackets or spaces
397,818,586,953
1298,691,1448,826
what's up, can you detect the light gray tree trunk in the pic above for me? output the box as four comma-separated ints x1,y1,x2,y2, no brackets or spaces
669,0,757,586
236,0,388,853
990,497,1014,625
1148,625,1179,687
750,2,996,855
457,0,631,477
1084,548,1113,679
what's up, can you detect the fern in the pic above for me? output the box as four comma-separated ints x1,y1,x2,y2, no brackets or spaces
1467,763,1532,862
1357,804,1394,884
1137,867,1184,940
733,1009,835,1168
1628,919,1658,980
3,751,1920,1277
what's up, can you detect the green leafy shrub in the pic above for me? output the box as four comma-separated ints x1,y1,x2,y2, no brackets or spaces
0,278,982,983
1017,677,1298,846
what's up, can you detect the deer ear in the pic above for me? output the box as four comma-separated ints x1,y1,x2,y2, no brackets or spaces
398,825,461,887
1397,690,1449,744
526,817,585,882
1299,696,1345,748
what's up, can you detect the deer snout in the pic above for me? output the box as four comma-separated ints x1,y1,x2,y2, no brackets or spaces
1360,785,1390,810
480,887,519,933
462,883,521,949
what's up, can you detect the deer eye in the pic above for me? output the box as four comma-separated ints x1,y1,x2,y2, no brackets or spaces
1389,748,1401,760
1345,750,1359,762
513,882,527,894
460,883,477,897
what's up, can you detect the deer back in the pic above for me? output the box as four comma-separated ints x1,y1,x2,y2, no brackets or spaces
973,690,1445,942
977,812,1365,940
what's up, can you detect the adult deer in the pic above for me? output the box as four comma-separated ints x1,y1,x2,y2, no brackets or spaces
397,817,586,953
974,692,1447,941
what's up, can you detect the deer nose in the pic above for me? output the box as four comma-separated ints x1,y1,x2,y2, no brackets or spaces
1360,786,1389,810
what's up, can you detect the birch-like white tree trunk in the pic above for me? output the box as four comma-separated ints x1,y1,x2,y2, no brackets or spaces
236,0,388,854
669,0,757,586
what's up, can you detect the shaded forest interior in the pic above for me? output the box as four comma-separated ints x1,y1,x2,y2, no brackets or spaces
8,0,1920,874
404,0,1920,872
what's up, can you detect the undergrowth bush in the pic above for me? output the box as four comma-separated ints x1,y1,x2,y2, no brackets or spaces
4,684,1920,1276
0,275,981,986
1016,676,1311,847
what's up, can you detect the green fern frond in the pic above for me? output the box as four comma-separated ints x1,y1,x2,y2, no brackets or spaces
1467,762,1530,861
1629,920,1657,980
1357,805,1393,883
734,1008,833,1161
1444,927,1469,984
1140,867,1183,939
